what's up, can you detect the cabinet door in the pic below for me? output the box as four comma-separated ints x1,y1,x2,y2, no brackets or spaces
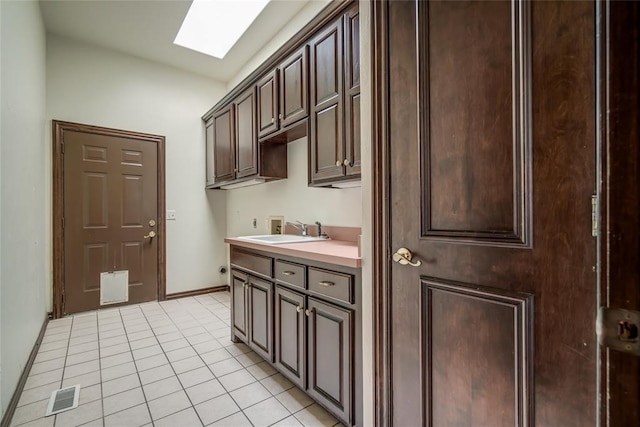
231,270,248,342
235,89,258,178
257,70,279,138
344,6,361,177
309,17,345,183
205,118,215,186
307,297,352,425
274,286,306,389
213,104,236,183
248,276,273,361
279,46,309,128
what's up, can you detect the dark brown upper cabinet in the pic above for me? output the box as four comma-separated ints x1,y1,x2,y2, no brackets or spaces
344,5,361,177
309,5,360,186
206,88,287,189
211,104,235,183
257,46,309,140
235,89,258,178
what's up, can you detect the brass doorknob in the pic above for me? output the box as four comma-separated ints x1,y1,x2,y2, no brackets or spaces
143,231,156,239
392,247,421,267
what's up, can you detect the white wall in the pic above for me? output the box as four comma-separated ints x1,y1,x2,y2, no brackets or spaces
0,0,48,417
227,0,331,91
46,35,229,300
226,138,361,237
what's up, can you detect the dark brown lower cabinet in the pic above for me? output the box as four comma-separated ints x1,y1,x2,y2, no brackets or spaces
275,286,306,389
231,269,274,362
230,247,360,426
307,297,353,425
231,270,248,342
248,276,273,361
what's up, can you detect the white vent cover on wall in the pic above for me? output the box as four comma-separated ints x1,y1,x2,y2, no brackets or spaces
100,270,129,305
45,385,81,416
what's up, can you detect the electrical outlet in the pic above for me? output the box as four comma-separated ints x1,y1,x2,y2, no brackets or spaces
167,210,177,220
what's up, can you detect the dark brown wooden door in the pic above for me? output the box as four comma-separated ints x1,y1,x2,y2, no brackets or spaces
279,46,308,128
383,1,597,425
248,276,273,361
257,70,278,138
309,16,344,184
213,104,235,183
274,285,306,389
231,270,248,342
235,89,258,179
64,129,158,314
307,297,352,425
344,4,360,178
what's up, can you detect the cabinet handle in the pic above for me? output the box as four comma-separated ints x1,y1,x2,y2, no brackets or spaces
296,306,303,313
282,271,295,276
318,281,335,287
343,159,351,166
279,113,283,120
335,160,342,167
271,117,275,123
305,309,313,317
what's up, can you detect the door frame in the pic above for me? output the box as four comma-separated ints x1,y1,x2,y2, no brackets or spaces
52,120,167,319
371,1,640,425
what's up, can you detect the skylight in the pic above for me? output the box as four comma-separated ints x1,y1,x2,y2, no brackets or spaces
174,0,270,59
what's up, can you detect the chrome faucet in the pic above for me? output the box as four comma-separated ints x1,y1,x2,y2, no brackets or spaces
286,220,308,236
315,221,324,238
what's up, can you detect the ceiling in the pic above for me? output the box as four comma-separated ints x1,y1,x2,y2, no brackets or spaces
39,0,312,83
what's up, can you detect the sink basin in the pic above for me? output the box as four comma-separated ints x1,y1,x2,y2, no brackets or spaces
236,234,330,245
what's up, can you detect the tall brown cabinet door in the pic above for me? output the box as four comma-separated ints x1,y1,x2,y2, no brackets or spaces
307,297,352,425
213,104,235,183
248,277,273,361
274,286,306,389
231,270,248,342
309,17,344,183
344,5,361,177
235,89,258,178
257,70,278,138
279,46,309,128
380,1,597,425
205,119,215,187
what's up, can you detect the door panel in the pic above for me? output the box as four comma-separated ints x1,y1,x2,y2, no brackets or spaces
310,18,344,183
257,70,278,138
64,130,158,314
213,105,235,182
344,5,361,177
307,297,352,425
248,277,273,361
275,286,305,388
232,270,248,342
385,1,596,425
280,46,308,127
235,89,258,178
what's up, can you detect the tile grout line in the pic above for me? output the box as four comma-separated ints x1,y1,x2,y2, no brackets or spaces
116,306,155,426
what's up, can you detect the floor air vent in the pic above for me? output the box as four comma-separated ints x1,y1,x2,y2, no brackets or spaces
45,384,81,416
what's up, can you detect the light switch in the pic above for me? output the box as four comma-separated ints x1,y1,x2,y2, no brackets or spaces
167,210,177,220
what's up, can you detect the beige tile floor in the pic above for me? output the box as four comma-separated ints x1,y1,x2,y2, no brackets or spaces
9,292,343,427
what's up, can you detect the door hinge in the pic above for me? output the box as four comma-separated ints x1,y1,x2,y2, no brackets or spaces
596,307,640,356
591,195,598,237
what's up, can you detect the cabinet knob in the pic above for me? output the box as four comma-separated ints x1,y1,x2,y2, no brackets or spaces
279,113,283,120
271,117,275,123
305,309,313,317
296,306,303,313
343,159,351,167
336,160,342,167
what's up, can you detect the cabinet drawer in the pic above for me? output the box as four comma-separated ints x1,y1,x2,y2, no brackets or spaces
308,267,353,304
275,260,306,290
231,248,273,278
